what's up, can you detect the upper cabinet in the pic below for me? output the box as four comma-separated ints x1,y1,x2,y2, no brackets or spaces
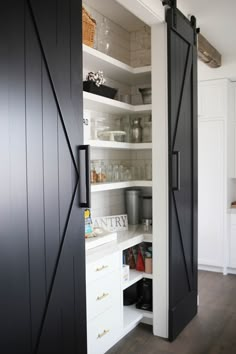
198,80,228,118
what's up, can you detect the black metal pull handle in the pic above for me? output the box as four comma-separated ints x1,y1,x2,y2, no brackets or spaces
172,151,181,191
78,145,91,208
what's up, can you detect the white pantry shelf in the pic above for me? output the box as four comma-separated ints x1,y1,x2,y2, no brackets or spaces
123,306,143,335
83,91,152,115
89,140,152,150
91,180,152,192
122,270,153,290
123,305,153,335
83,44,151,85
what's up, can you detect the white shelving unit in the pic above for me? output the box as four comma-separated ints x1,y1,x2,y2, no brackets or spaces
123,305,143,334
122,270,153,290
123,305,153,335
91,180,152,192
83,92,152,115
89,140,152,150
83,44,151,85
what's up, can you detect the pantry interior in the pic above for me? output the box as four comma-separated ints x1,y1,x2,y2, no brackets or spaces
82,1,168,353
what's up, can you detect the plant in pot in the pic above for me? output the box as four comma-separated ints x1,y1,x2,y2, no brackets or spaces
83,71,117,99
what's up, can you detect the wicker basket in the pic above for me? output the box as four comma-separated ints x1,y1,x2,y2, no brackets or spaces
82,6,96,48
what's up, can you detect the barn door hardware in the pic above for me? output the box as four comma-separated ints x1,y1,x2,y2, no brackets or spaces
162,0,177,27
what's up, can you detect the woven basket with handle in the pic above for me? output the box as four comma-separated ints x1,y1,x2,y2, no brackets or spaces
82,6,96,48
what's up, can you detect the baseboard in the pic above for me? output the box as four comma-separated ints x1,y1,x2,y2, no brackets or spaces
198,264,224,273
198,264,236,275
227,267,236,275
140,317,153,326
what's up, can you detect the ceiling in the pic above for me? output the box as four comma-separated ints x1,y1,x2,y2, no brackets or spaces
178,0,236,62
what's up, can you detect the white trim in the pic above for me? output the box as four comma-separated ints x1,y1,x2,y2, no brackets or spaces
152,22,169,339
116,0,165,25
89,140,152,150
91,180,152,192
198,264,225,274
83,91,152,115
227,267,236,275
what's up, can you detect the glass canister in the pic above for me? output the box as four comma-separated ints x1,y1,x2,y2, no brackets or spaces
90,161,97,184
131,118,142,143
142,121,152,142
97,161,107,183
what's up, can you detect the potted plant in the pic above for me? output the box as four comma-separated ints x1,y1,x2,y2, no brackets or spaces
83,71,117,99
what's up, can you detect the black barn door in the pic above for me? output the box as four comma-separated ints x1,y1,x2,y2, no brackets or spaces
0,1,87,353
167,6,198,341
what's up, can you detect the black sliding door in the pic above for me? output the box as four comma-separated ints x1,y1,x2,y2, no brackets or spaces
167,7,198,341
0,1,87,353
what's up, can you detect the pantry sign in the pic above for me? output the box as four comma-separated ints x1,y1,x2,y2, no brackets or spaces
93,214,128,232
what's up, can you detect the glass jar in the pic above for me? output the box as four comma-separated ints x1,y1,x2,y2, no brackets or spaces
113,165,120,182
131,118,142,143
90,162,97,184
106,164,113,182
142,121,152,142
97,161,107,183
98,18,111,55
120,116,130,142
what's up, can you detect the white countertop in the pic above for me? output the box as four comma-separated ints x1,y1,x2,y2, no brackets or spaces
86,224,152,264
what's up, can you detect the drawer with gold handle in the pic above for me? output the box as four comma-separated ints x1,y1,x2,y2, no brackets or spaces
97,329,110,339
96,264,109,272
87,271,120,321
87,307,122,354
86,252,119,284
96,292,109,301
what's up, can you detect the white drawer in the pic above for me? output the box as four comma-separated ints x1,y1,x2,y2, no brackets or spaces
87,271,120,321
86,252,120,284
87,306,122,354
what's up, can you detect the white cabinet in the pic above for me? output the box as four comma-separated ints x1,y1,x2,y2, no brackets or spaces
86,253,122,354
198,79,230,272
198,118,225,267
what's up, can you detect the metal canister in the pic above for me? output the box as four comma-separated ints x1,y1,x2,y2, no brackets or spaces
125,189,141,225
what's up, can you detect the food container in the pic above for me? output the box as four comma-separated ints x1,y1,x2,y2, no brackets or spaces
122,264,130,283
131,118,142,143
125,189,141,225
145,255,152,274
139,88,152,104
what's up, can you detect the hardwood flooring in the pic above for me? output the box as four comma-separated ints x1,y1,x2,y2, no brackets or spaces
107,271,236,354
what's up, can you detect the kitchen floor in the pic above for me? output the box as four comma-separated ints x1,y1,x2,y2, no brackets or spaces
108,271,236,354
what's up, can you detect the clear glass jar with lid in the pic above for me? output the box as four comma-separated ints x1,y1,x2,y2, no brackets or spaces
131,117,142,143
96,160,107,183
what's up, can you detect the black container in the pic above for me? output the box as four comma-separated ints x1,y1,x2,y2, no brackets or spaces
123,283,138,306
83,81,117,99
136,278,152,311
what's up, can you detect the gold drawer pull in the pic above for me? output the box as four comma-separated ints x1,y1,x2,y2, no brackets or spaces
97,329,110,339
96,265,108,272
96,292,109,301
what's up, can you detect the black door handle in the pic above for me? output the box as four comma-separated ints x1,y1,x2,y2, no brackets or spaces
172,151,181,191
78,145,91,208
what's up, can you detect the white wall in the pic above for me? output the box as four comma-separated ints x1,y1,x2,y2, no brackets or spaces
198,58,236,82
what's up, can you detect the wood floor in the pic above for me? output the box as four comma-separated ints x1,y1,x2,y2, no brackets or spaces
108,271,236,354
